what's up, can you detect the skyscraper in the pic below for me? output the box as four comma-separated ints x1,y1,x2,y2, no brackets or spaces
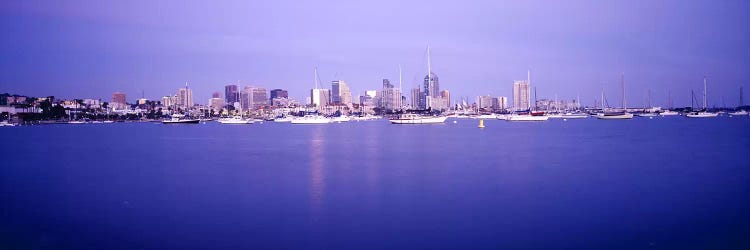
513,80,530,110
411,87,422,109
311,88,331,107
270,89,288,100
421,72,440,109
440,90,451,108
379,79,401,111
332,80,352,105
112,92,126,104
225,84,239,106
241,86,268,110
177,87,193,108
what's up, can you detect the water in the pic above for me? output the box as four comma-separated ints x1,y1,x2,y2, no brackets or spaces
1,117,749,249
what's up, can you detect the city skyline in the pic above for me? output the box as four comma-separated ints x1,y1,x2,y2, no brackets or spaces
1,0,748,107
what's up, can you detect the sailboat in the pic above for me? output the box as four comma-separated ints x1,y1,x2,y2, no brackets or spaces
596,74,633,119
507,70,549,122
637,89,657,117
728,87,748,116
390,45,447,124
686,77,718,118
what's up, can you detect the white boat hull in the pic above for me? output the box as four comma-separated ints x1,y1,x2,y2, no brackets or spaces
507,115,549,121
685,112,718,118
389,116,447,124
660,111,679,116
217,119,254,124
729,111,748,116
596,113,634,119
291,118,331,124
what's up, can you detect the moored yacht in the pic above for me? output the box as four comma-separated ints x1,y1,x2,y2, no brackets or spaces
685,77,718,118
291,115,331,124
389,114,447,124
660,110,679,116
163,114,200,124
728,110,748,116
596,111,634,119
331,116,351,123
217,116,254,124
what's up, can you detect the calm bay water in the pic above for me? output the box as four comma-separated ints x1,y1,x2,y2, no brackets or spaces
1,117,749,249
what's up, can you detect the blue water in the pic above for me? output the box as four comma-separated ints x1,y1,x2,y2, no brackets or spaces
1,117,749,249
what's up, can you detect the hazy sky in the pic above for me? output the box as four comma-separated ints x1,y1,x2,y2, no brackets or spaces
1,0,748,107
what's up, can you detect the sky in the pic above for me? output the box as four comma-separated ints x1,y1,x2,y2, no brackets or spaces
1,0,749,107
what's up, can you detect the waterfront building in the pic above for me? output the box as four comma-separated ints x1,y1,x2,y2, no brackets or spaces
270,89,288,102
411,88,422,109
225,85,239,105
513,80,530,110
379,79,401,111
241,86,268,110
477,95,494,110
208,97,224,112
497,96,508,110
331,80,352,106
112,92,126,104
421,72,440,109
177,87,193,108
441,90,451,108
311,88,331,108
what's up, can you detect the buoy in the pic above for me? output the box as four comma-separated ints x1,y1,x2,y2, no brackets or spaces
453,120,457,124
563,118,567,121
478,119,485,128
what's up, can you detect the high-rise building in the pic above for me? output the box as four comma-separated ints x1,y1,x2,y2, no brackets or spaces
421,72,440,109
177,87,194,108
225,85,239,105
379,79,401,111
513,80,530,110
477,95,494,110
497,96,508,110
311,88,331,107
411,88,422,109
270,89,288,101
208,97,224,112
331,80,352,105
241,86,268,110
440,90,451,108
112,92,126,104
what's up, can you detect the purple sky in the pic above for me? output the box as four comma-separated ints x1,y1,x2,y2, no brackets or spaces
1,0,748,107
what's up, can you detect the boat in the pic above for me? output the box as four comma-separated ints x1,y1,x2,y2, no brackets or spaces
560,112,588,119
596,111,634,119
596,74,633,120
331,116,351,123
507,114,549,121
217,116,254,124
476,114,496,119
686,77,718,118
162,114,200,124
636,113,657,118
728,110,748,116
0,121,16,127
291,115,331,124
389,114,447,124
660,110,679,116
273,116,293,123
67,120,87,124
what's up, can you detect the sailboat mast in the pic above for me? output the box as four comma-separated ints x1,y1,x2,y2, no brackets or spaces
314,67,319,89
703,77,707,109
621,74,626,110
527,70,531,110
